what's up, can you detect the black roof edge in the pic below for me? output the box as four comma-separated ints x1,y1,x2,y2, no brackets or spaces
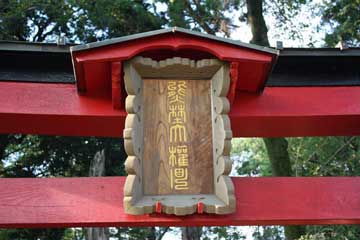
0,41,359,87
0,40,73,53
280,47,360,57
2,39,360,57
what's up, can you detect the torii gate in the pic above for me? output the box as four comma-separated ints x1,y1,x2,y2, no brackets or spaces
0,28,360,227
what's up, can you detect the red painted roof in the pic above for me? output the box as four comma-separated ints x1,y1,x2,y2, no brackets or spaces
70,28,278,110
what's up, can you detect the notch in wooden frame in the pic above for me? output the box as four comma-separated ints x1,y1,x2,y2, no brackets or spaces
123,56,235,215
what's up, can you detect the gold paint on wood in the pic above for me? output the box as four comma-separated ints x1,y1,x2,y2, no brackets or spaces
123,57,235,215
142,79,213,195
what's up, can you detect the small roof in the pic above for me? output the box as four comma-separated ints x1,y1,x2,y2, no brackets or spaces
71,27,278,55
70,27,279,95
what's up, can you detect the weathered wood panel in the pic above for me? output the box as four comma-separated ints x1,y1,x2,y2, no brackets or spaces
142,79,213,195
123,58,234,215
1,177,360,228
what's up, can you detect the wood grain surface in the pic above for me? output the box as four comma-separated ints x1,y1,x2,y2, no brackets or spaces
142,79,214,195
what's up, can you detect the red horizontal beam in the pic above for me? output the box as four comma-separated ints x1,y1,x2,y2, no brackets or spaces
231,86,360,137
0,177,359,228
1,82,360,137
0,82,125,137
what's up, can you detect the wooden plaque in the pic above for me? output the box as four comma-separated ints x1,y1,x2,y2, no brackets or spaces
123,57,235,215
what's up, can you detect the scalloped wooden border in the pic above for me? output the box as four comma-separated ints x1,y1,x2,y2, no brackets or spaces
123,57,235,215
131,56,222,80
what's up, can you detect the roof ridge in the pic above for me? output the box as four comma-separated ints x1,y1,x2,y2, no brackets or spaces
70,27,278,55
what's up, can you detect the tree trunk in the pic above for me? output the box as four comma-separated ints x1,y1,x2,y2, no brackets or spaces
246,0,270,46
263,138,306,240
0,135,9,174
147,227,156,240
263,138,292,176
0,135,9,160
86,150,109,240
89,150,106,177
246,0,306,239
181,227,202,240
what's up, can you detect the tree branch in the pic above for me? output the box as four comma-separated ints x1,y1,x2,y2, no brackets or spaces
183,1,216,35
156,227,170,240
320,136,356,173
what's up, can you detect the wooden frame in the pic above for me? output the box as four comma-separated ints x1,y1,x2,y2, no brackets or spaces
123,57,235,215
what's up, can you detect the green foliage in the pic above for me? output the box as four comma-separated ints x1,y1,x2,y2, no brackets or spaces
157,0,240,36
252,226,283,240
288,137,360,177
0,0,164,42
1,135,126,178
72,0,165,42
202,226,245,240
231,138,272,176
322,0,360,47
0,228,66,240
264,0,311,42
109,227,172,240
300,225,360,240
233,137,360,177
0,0,73,41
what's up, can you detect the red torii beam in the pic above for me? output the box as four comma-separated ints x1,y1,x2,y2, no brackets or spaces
1,177,360,228
1,82,359,137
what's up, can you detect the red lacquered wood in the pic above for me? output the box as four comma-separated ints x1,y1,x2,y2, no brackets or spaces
232,86,360,137
74,33,273,64
1,82,360,137
234,61,268,92
0,177,359,228
197,202,204,214
73,33,274,94
74,62,86,93
83,61,111,97
228,62,239,105
0,82,125,137
156,202,162,214
111,62,123,109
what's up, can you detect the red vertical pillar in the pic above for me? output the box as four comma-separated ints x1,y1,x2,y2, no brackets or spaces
228,62,239,106
111,61,124,109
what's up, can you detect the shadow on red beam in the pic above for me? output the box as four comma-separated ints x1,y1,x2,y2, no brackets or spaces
0,177,359,228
